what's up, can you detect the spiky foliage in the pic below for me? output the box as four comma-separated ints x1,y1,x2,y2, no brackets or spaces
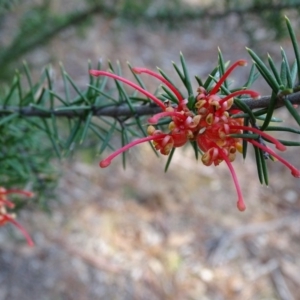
1,16,300,243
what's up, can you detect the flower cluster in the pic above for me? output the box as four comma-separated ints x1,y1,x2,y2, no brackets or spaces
0,187,34,246
90,60,300,211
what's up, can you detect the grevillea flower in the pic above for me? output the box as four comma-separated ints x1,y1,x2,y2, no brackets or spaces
90,60,300,211
89,69,201,165
0,187,34,246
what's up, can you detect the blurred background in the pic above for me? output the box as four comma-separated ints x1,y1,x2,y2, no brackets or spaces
1,1,300,299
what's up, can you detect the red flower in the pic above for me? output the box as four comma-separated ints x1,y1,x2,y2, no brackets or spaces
90,60,300,211
0,187,34,246
89,69,200,165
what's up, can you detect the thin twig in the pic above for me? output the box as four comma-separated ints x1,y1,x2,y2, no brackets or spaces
1,92,299,118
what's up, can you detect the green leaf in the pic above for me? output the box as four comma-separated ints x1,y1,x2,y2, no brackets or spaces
109,62,135,113
89,124,113,151
191,140,199,160
23,61,35,101
278,139,300,146
60,62,71,104
195,75,203,87
172,61,185,85
285,16,300,83
54,105,91,112
253,142,269,186
242,118,249,160
49,91,71,107
233,98,256,124
268,54,282,85
0,112,19,126
128,62,146,89
260,91,277,130
41,119,61,158
243,64,259,88
283,97,300,126
36,87,47,105
164,147,176,172
65,72,91,105
158,67,184,100
256,115,282,122
65,119,82,150
291,60,298,86
16,71,23,107
247,48,280,93
180,52,193,98
229,133,259,139
203,66,219,90
259,148,269,186
45,67,54,108
218,48,228,89
88,85,119,104
98,120,117,154
29,103,51,113
51,113,59,145
253,145,264,185
161,85,179,104
121,127,129,169
80,112,93,144
2,77,18,106
127,62,154,103
280,58,288,86
281,47,293,88
264,126,300,134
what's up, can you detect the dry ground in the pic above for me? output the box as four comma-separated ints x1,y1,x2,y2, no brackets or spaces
1,8,300,300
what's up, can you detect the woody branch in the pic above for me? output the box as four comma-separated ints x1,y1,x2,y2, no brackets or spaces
1,92,300,119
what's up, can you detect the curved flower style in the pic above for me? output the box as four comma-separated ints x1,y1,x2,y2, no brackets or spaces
90,60,300,211
0,187,34,246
